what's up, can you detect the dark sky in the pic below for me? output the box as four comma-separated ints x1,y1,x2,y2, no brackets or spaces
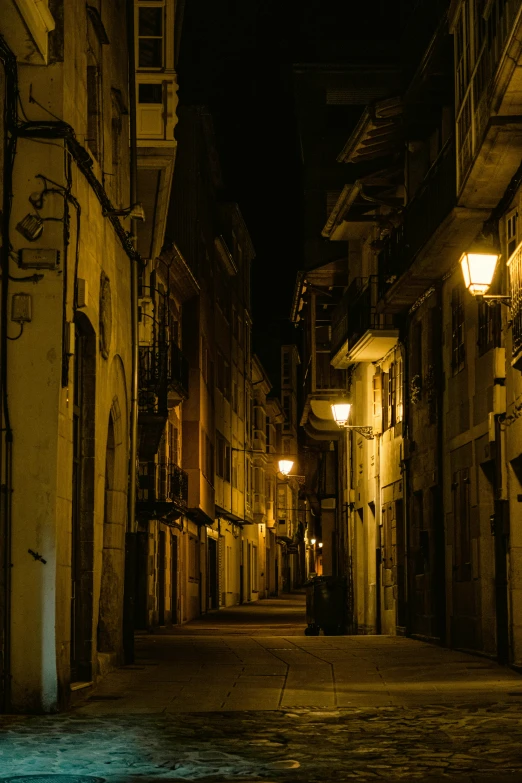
177,0,407,379
178,1,301,339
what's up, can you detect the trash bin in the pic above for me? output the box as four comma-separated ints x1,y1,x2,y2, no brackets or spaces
305,576,346,636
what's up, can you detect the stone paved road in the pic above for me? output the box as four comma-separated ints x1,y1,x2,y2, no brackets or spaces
2,594,522,783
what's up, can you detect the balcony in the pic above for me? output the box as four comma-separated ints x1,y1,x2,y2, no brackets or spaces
138,342,189,459
331,276,398,369
454,0,522,203
137,462,188,520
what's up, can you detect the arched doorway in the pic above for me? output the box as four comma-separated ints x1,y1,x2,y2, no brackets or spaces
97,405,126,660
71,315,96,683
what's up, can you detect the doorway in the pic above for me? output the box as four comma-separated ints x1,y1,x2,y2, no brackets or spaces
208,537,218,609
158,530,166,626
171,533,179,624
70,318,95,683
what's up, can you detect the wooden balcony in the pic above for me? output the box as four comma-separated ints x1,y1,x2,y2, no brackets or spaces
136,462,188,521
331,276,398,368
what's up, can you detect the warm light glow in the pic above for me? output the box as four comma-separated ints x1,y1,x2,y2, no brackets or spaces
331,402,351,426
318,542,323,548
460,251,500,296
310,538,316,545
278,459,294,476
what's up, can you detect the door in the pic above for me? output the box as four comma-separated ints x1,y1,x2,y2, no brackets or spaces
171,534,178,624
380,500,396,634
208,538,218,610
158,530,166,626
451,467,477,648
247,543,252,601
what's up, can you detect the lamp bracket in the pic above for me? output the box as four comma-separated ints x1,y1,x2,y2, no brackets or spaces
341,425,374,440
481,295,512,308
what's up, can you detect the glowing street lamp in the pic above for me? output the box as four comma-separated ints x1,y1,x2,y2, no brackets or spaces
460,250,501,296
278,459,294,476
330,402,374,440
331,402,351,427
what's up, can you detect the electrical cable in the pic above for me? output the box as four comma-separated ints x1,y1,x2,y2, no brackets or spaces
6,323,23,341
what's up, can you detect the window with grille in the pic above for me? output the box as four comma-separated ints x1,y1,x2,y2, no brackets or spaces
508,240,522,357
477,299,501,355
451,285,465,375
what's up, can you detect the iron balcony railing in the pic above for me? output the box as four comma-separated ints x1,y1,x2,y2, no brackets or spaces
137,461,189,507
508,241,522,358
378,137,456,299
138,341,189,413
331,276,395,358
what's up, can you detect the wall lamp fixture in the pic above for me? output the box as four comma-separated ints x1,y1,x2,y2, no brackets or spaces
460,236,510,306
277,459,305,481
331,403,374,440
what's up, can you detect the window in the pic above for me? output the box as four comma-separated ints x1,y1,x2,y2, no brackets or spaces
216,433,231,482
282,392,291,432
477,299,501,355
389,362,396,427
201,430,214,482
137,3,164,69
188,536,199,581
507,209,518,259
282,350,291,386
110,88,126,203
168,422,179,466
382,371,389,431
451,285,465,375
87,62,101,161
396,360,403,423
216,352,230,399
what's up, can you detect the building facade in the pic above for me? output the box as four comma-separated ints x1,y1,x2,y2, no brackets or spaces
292,0,522,665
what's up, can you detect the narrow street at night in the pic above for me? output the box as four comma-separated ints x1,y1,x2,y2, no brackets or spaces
3,594,522,782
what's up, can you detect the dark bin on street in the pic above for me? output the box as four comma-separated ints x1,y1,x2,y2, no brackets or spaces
305,575,347,635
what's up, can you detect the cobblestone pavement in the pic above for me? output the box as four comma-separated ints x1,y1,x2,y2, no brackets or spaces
2,595,522,783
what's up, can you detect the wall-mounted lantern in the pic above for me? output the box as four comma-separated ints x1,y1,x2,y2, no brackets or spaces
460,237,510,306
331,402,374,440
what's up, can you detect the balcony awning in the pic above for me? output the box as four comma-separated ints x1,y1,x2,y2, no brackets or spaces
337,97,403,164
300,393,347,441
332,328,400,369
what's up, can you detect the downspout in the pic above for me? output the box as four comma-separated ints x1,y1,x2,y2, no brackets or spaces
123,0,139,664
128,0,139,535
0,35,18,714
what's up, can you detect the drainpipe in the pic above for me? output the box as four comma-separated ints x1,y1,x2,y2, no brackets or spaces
123,0,139,664
493,412,509,663
0,36,18,714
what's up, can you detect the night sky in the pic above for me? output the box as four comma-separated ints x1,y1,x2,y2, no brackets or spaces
177,0,405,381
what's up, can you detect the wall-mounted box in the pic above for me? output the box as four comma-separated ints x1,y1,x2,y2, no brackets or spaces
18,248,60,269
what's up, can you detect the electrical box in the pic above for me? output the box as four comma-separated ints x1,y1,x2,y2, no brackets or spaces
11,293,32,323
76,278,88,308
18,248,60,270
